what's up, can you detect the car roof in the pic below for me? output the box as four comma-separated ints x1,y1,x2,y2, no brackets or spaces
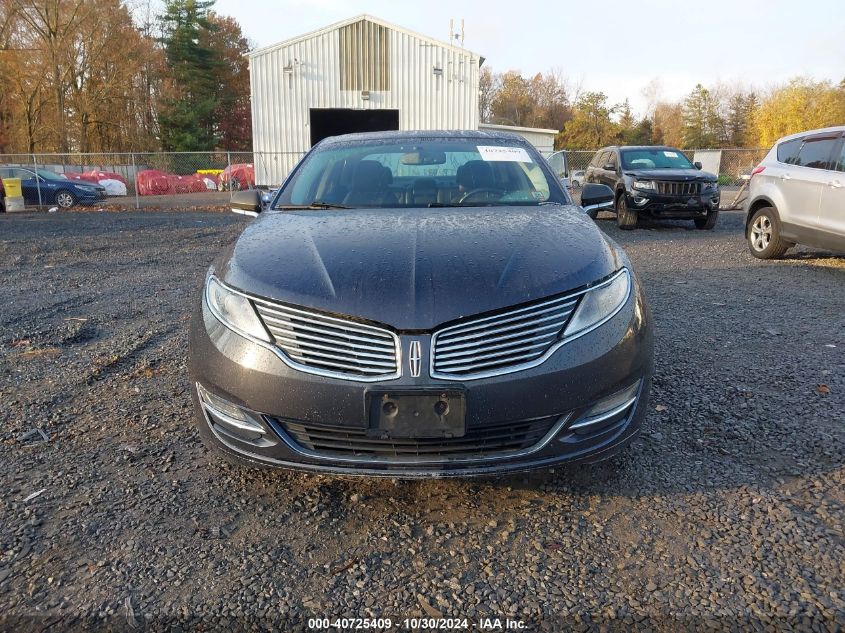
318,129,531,145
774,125,845,144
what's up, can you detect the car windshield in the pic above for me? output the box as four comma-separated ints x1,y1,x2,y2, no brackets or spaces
621,149,695,170
274,138,565,209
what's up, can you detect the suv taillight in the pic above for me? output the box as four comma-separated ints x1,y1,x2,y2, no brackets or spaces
750,165,766,179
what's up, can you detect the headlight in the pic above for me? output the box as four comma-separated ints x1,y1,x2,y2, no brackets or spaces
205,275,271,342
564,269,631,337
704,181,718,190
632,180,655,192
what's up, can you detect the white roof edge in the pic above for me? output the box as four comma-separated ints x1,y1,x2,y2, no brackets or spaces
248,14,483,59
479,122,559,135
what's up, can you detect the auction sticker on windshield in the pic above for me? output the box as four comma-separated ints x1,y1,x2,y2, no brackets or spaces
477,146,533,163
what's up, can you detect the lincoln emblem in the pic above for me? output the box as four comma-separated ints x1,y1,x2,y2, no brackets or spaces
408,340,422,377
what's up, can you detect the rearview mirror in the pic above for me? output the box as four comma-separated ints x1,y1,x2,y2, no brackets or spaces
580,183,615,213
694,161,702,170
602,162,615,171
231,190,262,217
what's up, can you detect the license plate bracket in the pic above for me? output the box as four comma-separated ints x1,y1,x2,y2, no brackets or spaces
366,390,466,439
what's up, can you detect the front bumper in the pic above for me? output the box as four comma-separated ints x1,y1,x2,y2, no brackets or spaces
626,189,720,218
76,188,107,203
188,279,654,477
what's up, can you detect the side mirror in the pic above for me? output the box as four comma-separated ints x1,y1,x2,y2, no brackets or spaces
602,162,616,171
580,183,615,214
694,161,702,170
231,190,262,217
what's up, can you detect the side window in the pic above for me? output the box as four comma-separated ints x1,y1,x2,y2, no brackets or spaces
777,138,802,164
835,140,845,173
794,137,838,169
547,152,564,176
607,152,618,170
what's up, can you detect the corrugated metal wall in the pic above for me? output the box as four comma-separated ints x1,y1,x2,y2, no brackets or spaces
250,18,480,185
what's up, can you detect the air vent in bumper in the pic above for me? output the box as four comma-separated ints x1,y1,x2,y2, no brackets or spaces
270,415,566,462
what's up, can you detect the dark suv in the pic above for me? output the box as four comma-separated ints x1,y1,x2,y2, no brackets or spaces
584,146,720,229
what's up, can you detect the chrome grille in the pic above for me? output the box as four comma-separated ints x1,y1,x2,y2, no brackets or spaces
252,298,400,381
271,415,563,461
431,294,580,380
656,180,700,195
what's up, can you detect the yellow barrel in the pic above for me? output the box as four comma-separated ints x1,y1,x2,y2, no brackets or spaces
4,177,22,198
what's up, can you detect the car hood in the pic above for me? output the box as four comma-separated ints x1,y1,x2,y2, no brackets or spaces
217,205,624,331
623,168,717,181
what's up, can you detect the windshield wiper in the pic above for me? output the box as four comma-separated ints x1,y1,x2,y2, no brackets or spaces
275,201,351,210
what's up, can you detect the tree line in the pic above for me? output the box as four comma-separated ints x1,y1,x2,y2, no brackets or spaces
0,0,251,154
2,2,843,155
481,66,845,150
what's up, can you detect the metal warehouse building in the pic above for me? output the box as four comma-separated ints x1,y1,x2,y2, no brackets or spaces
249,15,482,185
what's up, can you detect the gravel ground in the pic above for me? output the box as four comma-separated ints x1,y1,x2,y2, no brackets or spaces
0,208,843,632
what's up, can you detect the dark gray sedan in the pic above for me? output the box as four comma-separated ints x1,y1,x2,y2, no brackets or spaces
188,130,653,477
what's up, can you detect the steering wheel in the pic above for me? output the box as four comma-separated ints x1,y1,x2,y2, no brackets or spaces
458,187,504,203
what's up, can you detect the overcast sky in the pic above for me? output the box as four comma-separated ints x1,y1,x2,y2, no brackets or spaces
213,0,844,114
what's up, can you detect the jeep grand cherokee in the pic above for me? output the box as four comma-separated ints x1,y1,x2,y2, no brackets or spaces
584,146,720,230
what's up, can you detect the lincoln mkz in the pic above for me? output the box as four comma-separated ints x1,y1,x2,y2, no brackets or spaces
188,131,653,477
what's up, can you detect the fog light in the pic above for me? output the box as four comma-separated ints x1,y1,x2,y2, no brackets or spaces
197,383,265,439
569,380,640,431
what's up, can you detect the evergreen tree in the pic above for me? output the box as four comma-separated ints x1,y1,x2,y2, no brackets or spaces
158,0,220,151
622,118,654,145
682,84,720,148
617,99,636,131
726,93,748,147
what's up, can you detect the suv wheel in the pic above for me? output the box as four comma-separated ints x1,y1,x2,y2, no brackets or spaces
747,206,792,259
615,194,637,230
694,210,719,230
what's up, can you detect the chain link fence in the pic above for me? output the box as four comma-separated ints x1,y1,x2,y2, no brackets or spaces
1,147,766,211
0,151,305,211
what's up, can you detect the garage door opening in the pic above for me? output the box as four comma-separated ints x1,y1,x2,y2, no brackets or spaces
309,108,399,146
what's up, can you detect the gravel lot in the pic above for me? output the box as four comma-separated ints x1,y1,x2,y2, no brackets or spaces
1,208,843,631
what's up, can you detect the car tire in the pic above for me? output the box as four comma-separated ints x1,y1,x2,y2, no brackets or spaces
572,180,582,189
747,206,791,259
694,210,719,230
55,190,77,209
615,193,637,230
231,177,241,192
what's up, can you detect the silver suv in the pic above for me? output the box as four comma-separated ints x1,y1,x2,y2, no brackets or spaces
746,126,845,259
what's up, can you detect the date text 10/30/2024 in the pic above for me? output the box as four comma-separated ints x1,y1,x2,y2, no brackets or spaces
307,617,527,630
